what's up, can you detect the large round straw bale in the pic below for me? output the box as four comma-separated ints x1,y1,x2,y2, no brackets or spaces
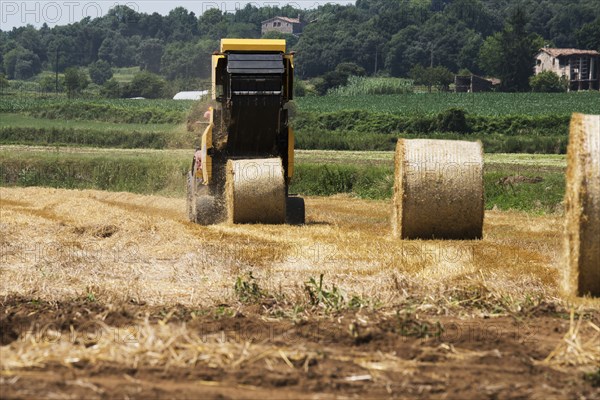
392,139,484,240
226,158,286,224
564,113,600,297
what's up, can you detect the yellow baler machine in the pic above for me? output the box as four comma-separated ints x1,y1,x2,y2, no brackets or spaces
187,39,304,225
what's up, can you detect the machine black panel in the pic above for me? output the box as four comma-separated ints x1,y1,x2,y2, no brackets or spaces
227,53,285,74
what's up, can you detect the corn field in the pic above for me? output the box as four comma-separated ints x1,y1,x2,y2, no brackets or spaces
328,76,414,96
297,91,600,116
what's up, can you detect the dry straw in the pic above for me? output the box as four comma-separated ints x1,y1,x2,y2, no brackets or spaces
392,139,484,240
542,309,600,369
564,113,600,297
226,158,286,224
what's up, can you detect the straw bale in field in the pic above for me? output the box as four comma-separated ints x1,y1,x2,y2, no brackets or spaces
392,139,484,239
564,113,600,297
226,158,286,224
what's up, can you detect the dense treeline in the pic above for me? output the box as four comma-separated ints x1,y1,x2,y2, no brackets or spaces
1,0,599,87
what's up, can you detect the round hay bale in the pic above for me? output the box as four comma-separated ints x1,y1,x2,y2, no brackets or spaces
226,158,286,224
564,113,600,297
392,139,484,240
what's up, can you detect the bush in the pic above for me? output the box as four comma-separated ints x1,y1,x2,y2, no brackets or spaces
314,63,368,96
100,78,121,98
530,71,567,93
436,108,470,133
64,67,89,98
123,71,166,99
88,60,113,85
294,80,307,97
29,101,185,124
0,73,9,91
335,62,366,78
0,126,168,149
314,71,348,95
410,65,454,92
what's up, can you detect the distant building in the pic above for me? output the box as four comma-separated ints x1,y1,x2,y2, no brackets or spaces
455,75,498,92
535,48,600,91
173,91,208,100
261,16,304,36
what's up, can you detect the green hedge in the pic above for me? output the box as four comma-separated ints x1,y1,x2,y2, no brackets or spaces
0,153,188,195
293,110,569,153
0,154,565,213
30,102,184,124
0,127,168,149
293,110,569,136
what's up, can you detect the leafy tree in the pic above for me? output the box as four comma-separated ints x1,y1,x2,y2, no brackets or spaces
124,71,166,98
3,47,41,79
500,8,544,91
409,65,454,92
0,73,9,91
479,8,544,91
198,9,228,40
13,25,47,62
262,31,299,49
38,75,61,92
335,62,366,78
313,63,366,95
294,80,307,97
138,39,164,73
577,18,600,51
100,78,122,98
166,7,199,41
385,14,482,77
139,12,167,39
295,5,370,78
445,0,501,36
161,40,215,80
102,5,143,37
88,60,113,85
529,71,567,92
478,32,503,76
2,1,600,84
98,34,136,67
64,67,89,98
227,23,259,39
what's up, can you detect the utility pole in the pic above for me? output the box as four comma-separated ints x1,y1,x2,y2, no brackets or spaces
55,46,59,94
430,44,434,68
374,47,378,75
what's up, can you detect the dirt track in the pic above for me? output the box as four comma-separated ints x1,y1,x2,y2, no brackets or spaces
1,187,599,399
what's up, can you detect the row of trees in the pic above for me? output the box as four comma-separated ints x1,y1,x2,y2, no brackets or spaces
0,5,300,82
37,67,168,99
1,0,599,92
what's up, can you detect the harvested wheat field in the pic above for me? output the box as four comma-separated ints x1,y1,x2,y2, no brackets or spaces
1,186,599,399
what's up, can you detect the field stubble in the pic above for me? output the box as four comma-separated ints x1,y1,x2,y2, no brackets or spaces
0,93,598,397
0,184,598,398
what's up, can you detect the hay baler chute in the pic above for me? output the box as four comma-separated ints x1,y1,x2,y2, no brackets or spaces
187,39,304,225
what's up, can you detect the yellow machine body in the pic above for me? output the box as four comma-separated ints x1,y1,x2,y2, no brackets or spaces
188,38,304,226
203,39,295,185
